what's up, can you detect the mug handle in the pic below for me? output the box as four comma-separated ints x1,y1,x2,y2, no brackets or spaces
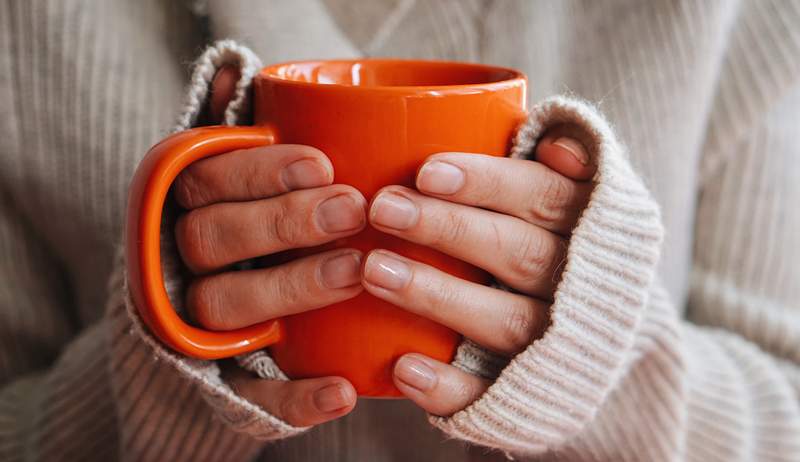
126,125,283,359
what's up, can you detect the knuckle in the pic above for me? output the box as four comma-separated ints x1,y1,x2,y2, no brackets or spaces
277,394,306,425
507,231,549,283
238,155,275,198
525,173,574,225
175,210,219,272
421,276,460,315
268,198,309,247
272,266,306,309
174,165,211,208
186,278,228,330
448,377,478,407
501,307,537,353
473,169,505,205
429,208,471,249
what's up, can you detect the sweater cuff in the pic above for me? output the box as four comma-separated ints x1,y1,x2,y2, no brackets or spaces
173,39,263,131
430,95,665,455
123,40,307,441
121,264,307,440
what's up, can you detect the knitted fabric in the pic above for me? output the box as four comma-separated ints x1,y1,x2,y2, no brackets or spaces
1,2,799,460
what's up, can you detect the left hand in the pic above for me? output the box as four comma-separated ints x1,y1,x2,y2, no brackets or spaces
361,127,596,416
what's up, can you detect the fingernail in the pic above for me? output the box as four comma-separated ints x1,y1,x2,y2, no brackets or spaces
370,192,418,230
316,194,365,233
319,252,362,289
416,161,465,195
313,383,353,413
282,158,331,190
553,137,589,166
395,355,436,391
363,252,411,290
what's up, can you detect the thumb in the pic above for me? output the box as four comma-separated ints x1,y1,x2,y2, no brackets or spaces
208,65,240,124
534,125,596,181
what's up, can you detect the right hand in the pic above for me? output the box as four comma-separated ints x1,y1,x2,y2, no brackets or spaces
173,65,364,427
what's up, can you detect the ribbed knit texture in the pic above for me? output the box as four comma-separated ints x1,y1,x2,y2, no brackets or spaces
1,1,799,461
426,95,666,454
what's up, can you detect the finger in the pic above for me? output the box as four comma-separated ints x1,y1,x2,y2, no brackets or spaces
176,184,366,273
209,65,240,124
369,186,565,298
415,152,592,234
173,144,333,209
393,353,489,417
224,366,356,427
534,124,597,181
361,249,549,355
188,249,363,330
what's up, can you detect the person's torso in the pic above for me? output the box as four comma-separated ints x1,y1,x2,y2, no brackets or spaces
0,1,736,460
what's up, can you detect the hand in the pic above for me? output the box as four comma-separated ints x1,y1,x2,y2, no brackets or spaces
175,66,363,426
361,126,596,416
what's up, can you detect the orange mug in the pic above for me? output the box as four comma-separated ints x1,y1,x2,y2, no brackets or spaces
126,59,527,397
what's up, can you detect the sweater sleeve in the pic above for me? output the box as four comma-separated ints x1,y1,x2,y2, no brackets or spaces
429,95,800,461
115,40,311,455
0,40,307,462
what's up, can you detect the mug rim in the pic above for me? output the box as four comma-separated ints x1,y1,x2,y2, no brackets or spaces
258,58,527,94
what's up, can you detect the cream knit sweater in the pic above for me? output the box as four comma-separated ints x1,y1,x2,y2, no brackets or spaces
1,1,799,461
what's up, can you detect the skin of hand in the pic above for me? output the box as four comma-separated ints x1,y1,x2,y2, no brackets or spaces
364,130,595,416
180,66,596,426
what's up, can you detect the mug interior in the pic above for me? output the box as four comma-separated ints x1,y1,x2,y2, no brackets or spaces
262,59,521,88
